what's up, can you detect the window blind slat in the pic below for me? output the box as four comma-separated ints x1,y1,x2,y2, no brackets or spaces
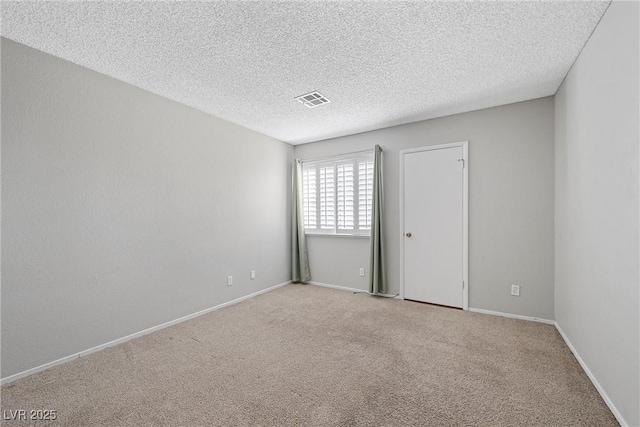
337,163,354,230
358,160,373,230
302,167,317,229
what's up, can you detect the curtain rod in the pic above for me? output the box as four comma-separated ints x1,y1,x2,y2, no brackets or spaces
300,146,383,164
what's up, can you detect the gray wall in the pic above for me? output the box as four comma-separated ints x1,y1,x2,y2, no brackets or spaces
295,97,555,320
1,38,293,379
554,1,639,425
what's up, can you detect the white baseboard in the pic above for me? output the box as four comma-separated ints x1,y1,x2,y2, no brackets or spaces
308,281,366,293
468,307,555,325
467,308,627,424
554,322,628,427
308,281,397,298
0,281,292,386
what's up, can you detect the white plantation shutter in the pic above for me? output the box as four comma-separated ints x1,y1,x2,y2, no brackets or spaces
302,153,373,235
358,160,374,230
319,166,335,229
337,163,354,231
302,167,316,229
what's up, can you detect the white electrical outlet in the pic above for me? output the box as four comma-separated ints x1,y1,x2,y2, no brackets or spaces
250,270,256,280
511,284,520,296
359,267,365,277
227,276,233,286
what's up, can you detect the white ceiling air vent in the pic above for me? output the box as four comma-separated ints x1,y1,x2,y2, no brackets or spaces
295,91,331,108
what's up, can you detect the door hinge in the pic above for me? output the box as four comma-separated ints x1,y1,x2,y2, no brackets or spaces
458,159,465,168
462,281,465,289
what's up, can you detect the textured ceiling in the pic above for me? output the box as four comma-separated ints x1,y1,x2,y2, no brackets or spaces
2,1,610,145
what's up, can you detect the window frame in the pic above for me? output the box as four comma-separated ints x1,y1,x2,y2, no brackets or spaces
301,152,374,237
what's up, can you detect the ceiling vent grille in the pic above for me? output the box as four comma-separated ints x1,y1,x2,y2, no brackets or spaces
295,91,331,108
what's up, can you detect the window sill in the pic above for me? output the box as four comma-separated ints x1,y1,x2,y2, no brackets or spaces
305,233,370,239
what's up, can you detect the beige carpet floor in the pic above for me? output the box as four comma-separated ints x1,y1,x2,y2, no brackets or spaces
1,284,617,426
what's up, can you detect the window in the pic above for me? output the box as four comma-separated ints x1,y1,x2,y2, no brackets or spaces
302,153,374,235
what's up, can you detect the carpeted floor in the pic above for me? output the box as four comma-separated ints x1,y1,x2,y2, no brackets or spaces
1,284,617,426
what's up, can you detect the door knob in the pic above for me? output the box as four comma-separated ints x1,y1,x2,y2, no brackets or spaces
405,232,412,237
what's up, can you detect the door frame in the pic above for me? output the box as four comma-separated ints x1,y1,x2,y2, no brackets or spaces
399,141,469,310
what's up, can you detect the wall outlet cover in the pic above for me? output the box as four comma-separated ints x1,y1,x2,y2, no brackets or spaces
359,268,365,277
250,270,256,280
511,284,520,296
227,276,233,286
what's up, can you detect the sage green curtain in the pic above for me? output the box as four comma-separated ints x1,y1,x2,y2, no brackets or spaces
369,145,386,294
292,159,311,283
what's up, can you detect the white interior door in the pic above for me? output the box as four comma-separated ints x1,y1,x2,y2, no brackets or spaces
402,144,467,308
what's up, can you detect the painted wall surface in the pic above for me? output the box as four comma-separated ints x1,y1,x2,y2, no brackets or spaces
554,1,639,425
1,38,293,378
306,237,371,291
295,97,555,320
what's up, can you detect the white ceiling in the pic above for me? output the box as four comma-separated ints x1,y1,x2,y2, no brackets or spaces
2,1,610,145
